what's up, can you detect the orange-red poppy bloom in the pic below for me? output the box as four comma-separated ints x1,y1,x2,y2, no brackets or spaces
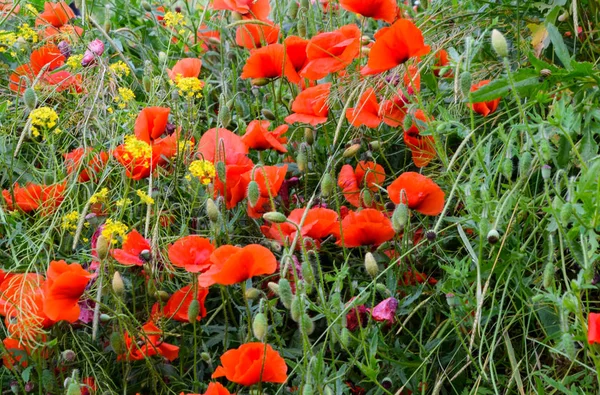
214,154,255,209
588,313,600,344
285,83,331,126
242,165,288,218
0,0,20,17
398,270,438,286
212,342,288,385
261,207,339,246
43,260,92,323
339,0,397,23
469,80,500,117
154,285,209,322
198,128,249,164
338,161,386,207
118,321,179,361
240,44,296,82
197,25,221,51
168,235,215,273
403,110,436,168
2,338,29,369
110,229,151,266
167,58,202,81
2,182,66,213
242,120,288,153
336,208,395,247
198,244,277,287
235,21,280,50
212,0,270,20
379,92,408,127
180,382,232,395
361,19,430,75
387,172,444,215
301,24,361,80
64,147,109,182
433,49,451,78
346,88,382,128
9,44,75,93
35,1,75,28
134,107,171,142
284,35,309,84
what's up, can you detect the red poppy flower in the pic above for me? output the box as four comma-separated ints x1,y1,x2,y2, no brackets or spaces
379,92,408,127
118,321,179,361
2,182,66,214
212,342,287,385
240,44,297,82
403,110,436,168
361,19,430,75
35,1,75,28
338,161,385,207
261,207,339,246
168,235,215,273
301,24,361,80
387,172,444,215
212,0,271,20
242,120,288,153
154,285,209,322
197,128,249,164
469,80,500,117
403,64,421,94
588,313,600,344
180,382,232,395
43,260,92,323
346,88,382,128
167,58,202,81
39,22,84,40
242,164,288,218
134,107,170,142
285,83,331,126
284,35,309,84
336,208,395,247
0,1,20,17
112,142,162,181
2,338,29,369
213,154,255,209
433,49,451,77
197,25,221,51
64,147,109,182
198,244,277,287
235,21,280,50
399,270,438,286
9,44,66,93
339,0,397,23
110,229,151,266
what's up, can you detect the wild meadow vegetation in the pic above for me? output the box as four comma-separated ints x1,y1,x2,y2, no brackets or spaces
0,0,600,393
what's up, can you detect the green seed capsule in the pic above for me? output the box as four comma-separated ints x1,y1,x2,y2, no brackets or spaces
278,278,293,309
261,109,276,120
291,295,302,322
459,71,472,96
143,75,152,93
300,313,314,335
263,211,287,223
320,173,334,197
110,332,123,354
187,299,200,323
201,352,211,362
364,252,379,278
391,203,408,233
252,312,268,341
23,88,37,111
206,198,219,223
247,180,260,207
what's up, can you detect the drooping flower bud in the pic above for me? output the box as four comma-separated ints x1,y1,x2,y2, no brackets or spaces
261,109,276,120
263,211,287,223
216,161,226,182
251,77,270,86
23,88,37,111
343,144,361,158
291,295,302,322
491,29,509,58
267,281,280,295
278,278,293,309
320,173,334,197
300,313,314,335
391,203,408,233
187,299,200,323
96,235,110,260
247,180,260,207
252,312,268,341
206,198,219,223
364,252,379,278
304,127,315,145
112,271,125,296
245,287,261,300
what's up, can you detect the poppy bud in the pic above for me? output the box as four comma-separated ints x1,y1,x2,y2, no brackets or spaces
459,71,472,96
206,198,219,223
219,106,231,128
541,164,551,180
320,173,334,197
364,252,379,278
231,11,243,21
88,39,105,56
297,18,307,38
104,19,111,33
267,281,280,295
340,327,350,347
560,332,575,359
247,180,260,207
23,88,37,111
251,77,270,86
61,349,76,362
100,313,112,322
304,127,315,145
369,140,381,151
201,352,211,362
261,109,276,120
297,149,308,172
560,202,572,225
110,332,123,354
303,383,314,395
141,1,152,11
391,203,408,233
278,278,293,309
112,271,125,296
518,152,532,178
343,144,361,158
302,261,314,286
252,312,268,341
139,249,151,262
291,295,303,322
263,211,287,223
300,313,314,335
425,229,437,241
245,287,261,300
287,0,299,18
187,299,200,323
96,235,110,260
562,293,578,313
501,157,513,179
558,11,569,22
155,290,170,301
375,283,391,296
361,189,373,207
361,47,371,56
143,76,152,93
491,29,509,58
487,229,500,244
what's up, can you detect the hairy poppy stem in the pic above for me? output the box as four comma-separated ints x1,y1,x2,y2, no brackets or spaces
92,260,104,341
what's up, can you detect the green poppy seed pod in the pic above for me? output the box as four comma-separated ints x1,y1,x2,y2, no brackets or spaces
540,139,551,162
287,0,299,18
491,29,509,58
340,327,350,347
110,332,123,355
156,290,170,301
216,161,226,182
219,105,231,128
112,271,125,297
361,189,373,207
541,259,554,290
23,87,37,111
247,180,260,207
391,203,408,233
369,140,381,150
300,313,314,335
301,261,314,286
263,211,287,223
459,71,472,96
291,295,302,322
278,278,293,308
141,1,152,11
320,173,334,197
541,165,551,180
296,149,308,172
61,349,76,362
364,252,379,278
302,383,314,395
99,313,112,322
201,352,211,362
560,202,572,225
304,127,315,145
267,281,280,295
519,152,532,178
487,229,500,244
187,299,200,323
206,198,219,223
261,108,276,120
142,75,152,93
501,157,513,179
251,77,270,86
245,287,261,300
103,20,111,34
252,312,268,341
96,235,110,260
297,16,307,38
343,143,361,158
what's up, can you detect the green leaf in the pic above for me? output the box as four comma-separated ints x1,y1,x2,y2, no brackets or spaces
469,69,540,103
546,23,573,70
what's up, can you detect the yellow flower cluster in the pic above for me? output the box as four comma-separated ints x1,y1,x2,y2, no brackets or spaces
164,11,186,34
29,107,60,137
177,139,194,156
122,135,152,162
101,219,129,244
110,61,131,77
89,187,109,204
25,4,38,14
61,211,80,234
188,160,216,185
17,25,38,43
0,25,37,55
175,77,203,99
66,54,84,69
116,198,132,207
0,31,17,54
114,87,135,109
136,189,154,205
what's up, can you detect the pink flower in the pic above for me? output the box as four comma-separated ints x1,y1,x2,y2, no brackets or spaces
346,303,369,331
370,297,398,323
81,50,95,67
88,39,104,56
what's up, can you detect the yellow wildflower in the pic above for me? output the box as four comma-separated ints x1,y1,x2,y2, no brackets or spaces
101,219,129,244
114,87,135,109
136,190,154,205
164,11,186,34
17,25,38,43
175,77,203,99
66,54,84,69
122,135,152,164
61,211,80,234
89,187,109,204
29,107,60,137
177,140,194,156
188,160,216,185
110,61,131,77
116,198,132,207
